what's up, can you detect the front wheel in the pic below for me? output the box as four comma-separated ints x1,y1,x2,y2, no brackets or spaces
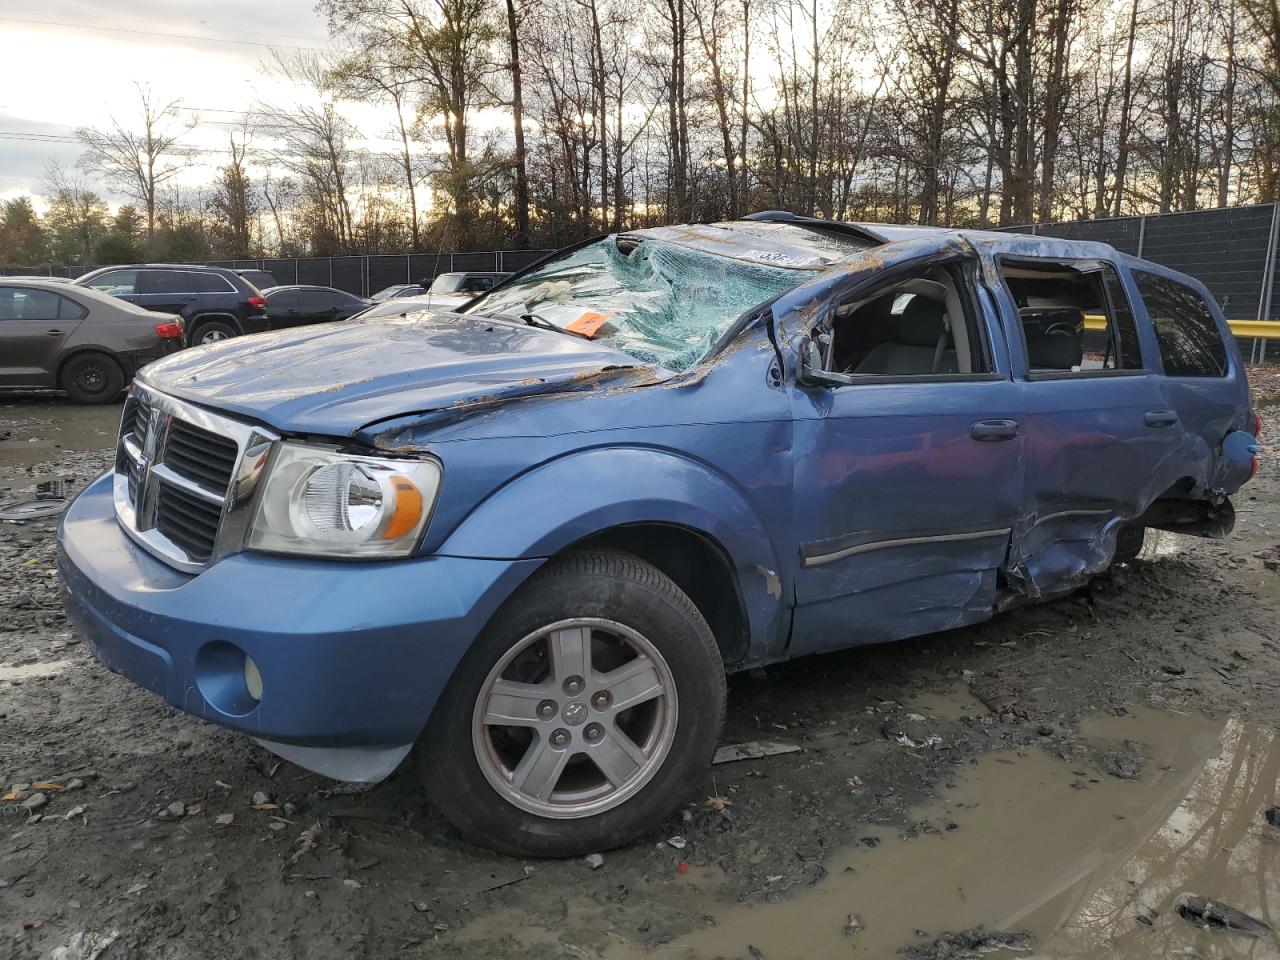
416,550,725,857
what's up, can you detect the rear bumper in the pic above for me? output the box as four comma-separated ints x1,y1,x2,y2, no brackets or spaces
58,473,538,774
239,314,269,334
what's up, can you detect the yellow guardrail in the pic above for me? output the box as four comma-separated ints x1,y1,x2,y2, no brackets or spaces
1084,314,1280,339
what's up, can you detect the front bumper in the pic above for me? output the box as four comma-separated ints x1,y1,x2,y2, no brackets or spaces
58,473,538,777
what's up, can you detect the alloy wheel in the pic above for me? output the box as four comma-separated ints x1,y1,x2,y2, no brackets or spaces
470,617,678,819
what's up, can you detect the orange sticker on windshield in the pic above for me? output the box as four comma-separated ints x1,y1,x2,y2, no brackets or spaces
565,311,614,338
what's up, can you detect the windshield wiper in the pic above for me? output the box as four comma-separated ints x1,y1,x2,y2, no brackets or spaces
520,313,593,340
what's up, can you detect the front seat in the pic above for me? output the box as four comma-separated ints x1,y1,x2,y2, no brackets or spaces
853,297,958,375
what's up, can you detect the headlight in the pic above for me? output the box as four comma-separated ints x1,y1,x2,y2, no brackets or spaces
247,443,442,558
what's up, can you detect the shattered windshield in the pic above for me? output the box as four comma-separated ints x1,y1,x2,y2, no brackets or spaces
461,235,812,371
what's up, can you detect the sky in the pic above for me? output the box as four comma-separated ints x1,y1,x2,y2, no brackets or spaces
0,0,337,206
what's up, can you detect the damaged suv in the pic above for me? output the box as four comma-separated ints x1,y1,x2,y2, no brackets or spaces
58,213,1260,856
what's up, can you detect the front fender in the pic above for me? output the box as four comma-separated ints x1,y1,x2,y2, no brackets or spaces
436,446,786,662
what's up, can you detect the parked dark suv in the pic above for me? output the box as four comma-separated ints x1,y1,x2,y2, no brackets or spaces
74,265,268,346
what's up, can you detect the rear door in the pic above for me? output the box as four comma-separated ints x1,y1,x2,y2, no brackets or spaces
299,289,340,324
1129,265,1251,493
138,270,199,316
994,255,1183,595
787,250,1026,654
0,286,86,386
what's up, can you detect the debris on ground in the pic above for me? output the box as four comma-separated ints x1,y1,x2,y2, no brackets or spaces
712,740,801,763
1175,895,1273,936
898,928,1034,958
584,853,605,870
46,929,120,960
967,679,1030,719
1265,806,1280,828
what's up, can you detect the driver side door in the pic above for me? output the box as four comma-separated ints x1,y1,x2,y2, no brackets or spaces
787,253,1025,655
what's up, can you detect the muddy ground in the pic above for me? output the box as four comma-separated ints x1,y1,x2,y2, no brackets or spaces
2,387,1280,960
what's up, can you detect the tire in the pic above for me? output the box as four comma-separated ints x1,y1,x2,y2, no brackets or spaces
1113,524,1147,565
60,352,124,404
191,320,237,345
416,549,726,857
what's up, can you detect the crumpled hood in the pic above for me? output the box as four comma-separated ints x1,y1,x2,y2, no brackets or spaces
139,311,647,435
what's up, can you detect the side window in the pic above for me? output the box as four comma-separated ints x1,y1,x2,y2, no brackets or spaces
998,258,1144,375
825,261,991,378
139,271,190,295
191,272,233,293
83,270,138,296
1132,271,1228,377
58,295,88,320
301,290,333,312
1,288,62,321
268,289,300,312
0,287,21,320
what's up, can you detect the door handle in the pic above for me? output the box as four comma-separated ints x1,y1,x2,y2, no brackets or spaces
971,419,1019,441
45,328,63,336
1144,410,1179,428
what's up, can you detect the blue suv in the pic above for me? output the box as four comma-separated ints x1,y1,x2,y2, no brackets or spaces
57,214,1259,856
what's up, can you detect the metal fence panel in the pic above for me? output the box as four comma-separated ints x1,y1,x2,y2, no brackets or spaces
1032,216,1145,256
500,250,554,272
329,257,364,295
295,258,330,287
367,256,411,293
1139,205,1275,318
261,259,298,286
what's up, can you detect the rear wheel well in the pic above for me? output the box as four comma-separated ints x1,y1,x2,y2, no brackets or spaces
188,314,239,335
566,524,749,668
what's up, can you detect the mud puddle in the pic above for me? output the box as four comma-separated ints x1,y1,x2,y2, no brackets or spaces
0,398,123,472
457,707,1280,959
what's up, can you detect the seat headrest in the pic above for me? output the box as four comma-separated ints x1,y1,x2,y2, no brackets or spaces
898,296,947,347
1025,332,1083,370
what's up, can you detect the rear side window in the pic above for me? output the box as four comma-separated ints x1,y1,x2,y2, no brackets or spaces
191,272,234,293
140,271,191,295
58,295,88,320
1134,271,1228,377
998,258,1144,375
301,289,333,311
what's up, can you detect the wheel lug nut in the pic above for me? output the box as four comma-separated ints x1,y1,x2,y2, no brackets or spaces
549,728,570,748
538,699,558,718
563,675,584,695
584,723,603,743
591,690,611,709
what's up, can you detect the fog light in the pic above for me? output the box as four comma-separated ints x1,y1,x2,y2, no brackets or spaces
244,656,263,702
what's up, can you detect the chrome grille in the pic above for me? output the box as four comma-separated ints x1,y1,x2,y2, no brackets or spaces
113,386,278,572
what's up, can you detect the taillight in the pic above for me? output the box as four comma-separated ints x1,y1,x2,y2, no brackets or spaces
248,295,266,311
154,321,183,339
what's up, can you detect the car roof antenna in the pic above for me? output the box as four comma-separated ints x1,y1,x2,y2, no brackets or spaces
427,214,452,313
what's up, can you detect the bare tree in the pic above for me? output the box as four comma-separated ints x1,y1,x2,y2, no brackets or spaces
75,85,195,241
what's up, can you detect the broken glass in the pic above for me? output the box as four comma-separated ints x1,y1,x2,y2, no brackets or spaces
463,235,810,371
